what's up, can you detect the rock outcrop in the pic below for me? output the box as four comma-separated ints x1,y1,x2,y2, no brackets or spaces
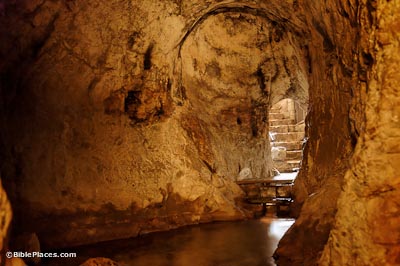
80,258,120,266
0,0,399,265
0,178,11,263
319,1,400,265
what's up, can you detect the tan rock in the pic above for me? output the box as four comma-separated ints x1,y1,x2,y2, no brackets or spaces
5,258,26,266
80,258,119,266
271,147,287,161
0,178,11,259
0,1,399,265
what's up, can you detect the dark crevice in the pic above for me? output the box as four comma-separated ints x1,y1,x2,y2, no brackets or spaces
256,67,266,95
338,7,349,18
350,132,358,148
338,0,357,27
272,23,285,42
282,55,298,94
362,52,374,66
167,79,172,92
357,51,373,82
31,12,60,58
202,159,216,174
124,91,141,110
144,43,154,70
339,60,354,77
127,32,140,49
312,19,335,53
156,102,165,118
87,76,100,93
251,108,258,138
124,90,141,120
251,122,258,137
366,1,376,27
305,45,312,74
282,56,290,74
293,0,299,10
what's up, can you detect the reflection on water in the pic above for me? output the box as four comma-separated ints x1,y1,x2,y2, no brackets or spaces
45,218,294,266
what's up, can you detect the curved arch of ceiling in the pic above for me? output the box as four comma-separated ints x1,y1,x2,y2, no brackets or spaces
176,1,307,53
175,9,309,113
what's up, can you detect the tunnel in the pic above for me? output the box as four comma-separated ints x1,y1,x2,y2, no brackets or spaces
0,0,399,265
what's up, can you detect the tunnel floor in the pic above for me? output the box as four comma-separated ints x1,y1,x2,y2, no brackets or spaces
44,218,294,266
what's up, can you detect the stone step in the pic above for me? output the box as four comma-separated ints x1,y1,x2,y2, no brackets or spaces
269,125,288,133
286,150,303,160
287,160,301,167
270,107,281,113
280,111,291,119
288,123,305,132
273,132,304,142
271,141,303,151
270,124,305,134
269,112,291,119
269,119,295,127
269,112,285,120
273,160,302,172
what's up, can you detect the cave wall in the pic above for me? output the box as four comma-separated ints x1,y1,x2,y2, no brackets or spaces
278,1,400,266
0,0,308,249
0,180,11,261
275,0,360,264
0,0,398,265
319,1,400,265
0,0,245,248
180,11,308,182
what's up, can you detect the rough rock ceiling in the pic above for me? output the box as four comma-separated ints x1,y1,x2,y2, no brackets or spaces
0,0,399,265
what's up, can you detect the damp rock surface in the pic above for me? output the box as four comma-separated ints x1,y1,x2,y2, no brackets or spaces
0,0,399,265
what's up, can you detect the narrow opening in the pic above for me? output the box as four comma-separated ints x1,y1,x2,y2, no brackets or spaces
269,98,308,178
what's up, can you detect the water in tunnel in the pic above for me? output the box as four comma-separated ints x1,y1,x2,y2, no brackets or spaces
44,218,295,266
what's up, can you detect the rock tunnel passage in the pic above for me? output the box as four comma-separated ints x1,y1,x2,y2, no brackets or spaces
0,1,400,266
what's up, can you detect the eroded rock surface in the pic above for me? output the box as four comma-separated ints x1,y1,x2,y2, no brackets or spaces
80,258,119,266
0,0,307,248
0,178,11,260
0,0,399,265
319,1,400,265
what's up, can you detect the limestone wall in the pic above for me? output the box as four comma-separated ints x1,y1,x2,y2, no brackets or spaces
0,1,398,265
0,0,308,248
277,1,400,265
0,179,11,262
275,0,359,264
319,1,400,265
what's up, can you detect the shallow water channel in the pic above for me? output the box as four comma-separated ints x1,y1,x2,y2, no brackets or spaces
45,218,294,266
